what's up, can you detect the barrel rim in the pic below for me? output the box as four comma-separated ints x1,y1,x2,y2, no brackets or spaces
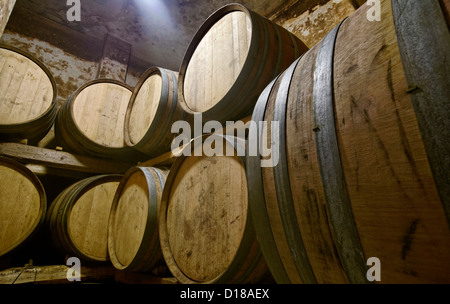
391,0,450,226
69,79,134,96
57,78,136,156
159,134,261,284
124,67,165,147
177,3,256,116
108,166,164,271
48,174,122,262
66,175,123,261
124,67,183,157
245,75,292,283
0,156,47,257
0,43,58,130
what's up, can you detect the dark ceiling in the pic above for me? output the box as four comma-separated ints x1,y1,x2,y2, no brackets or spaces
9,0,289,71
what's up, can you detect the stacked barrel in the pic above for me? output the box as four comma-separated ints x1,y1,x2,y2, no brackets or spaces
0,157,47,257
0,44,58,144
0,44,55,261
1,0,449,284
246,0,450,284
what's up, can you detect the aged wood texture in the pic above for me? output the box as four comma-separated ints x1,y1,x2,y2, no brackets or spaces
246,77,289,283
108,167,167,272
312,20,367,284
392,0,450,225
46,175,121,262
178,3,308,123
0,264,115,284
0,44,57,143
125,67,186,157
159,135,268,284
0,157,46,257
247,0,450,284
290,41,352,284
334,0,450,283
55,79,144,160
184,11,251,113
0,142,135,176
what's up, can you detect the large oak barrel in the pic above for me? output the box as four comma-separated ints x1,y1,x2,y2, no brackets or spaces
0,157,47,257
124,67,186,157
46,174,122,262
247,0,450,284
108,166,167,272
0,44,58,144
178,3,308,123
159,135,269,284
54,79,143,160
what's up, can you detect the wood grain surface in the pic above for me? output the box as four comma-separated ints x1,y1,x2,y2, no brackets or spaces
125,67,185,157
159,135,269,284
108,167,167,272
0,48,53,124
71,82,131,148
333,0,450,283
46,175,121,262
0,157,46,257
184,11,251,113
0,44,57,143
247,0,450,284
178,4,308,123
55,80,143,160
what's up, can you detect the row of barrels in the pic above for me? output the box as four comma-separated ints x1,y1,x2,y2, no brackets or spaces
3,102,450,285
0,43,183,159
0,3,308,161
1,0,450,284
0,138,269,284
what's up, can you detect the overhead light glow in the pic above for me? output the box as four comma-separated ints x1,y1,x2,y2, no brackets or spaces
133,0,173,28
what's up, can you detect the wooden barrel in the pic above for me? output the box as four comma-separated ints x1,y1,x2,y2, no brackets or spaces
54,79,143,160
108,166,167,272
159,135,269,284
0,157,47,257
124,67,186,157
46,174,122,262
247,0,450,284
178,3,308,123
0,44,58,144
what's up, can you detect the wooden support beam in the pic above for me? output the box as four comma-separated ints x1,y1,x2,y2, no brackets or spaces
0,142,135,176
0,263,177,284
0,265,115,284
